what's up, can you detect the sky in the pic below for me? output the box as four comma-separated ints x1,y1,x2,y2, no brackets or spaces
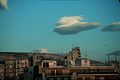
0,0,120,61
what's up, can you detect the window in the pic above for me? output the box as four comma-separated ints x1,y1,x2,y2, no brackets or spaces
56,69,62,75
43,62,49,67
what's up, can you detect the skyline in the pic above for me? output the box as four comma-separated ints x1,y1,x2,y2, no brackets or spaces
0,0,120,61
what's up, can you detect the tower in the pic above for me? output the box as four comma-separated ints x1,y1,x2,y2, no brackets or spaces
65,47,81,66
71,47,81,65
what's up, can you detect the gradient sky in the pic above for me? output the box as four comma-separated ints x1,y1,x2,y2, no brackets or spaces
0,0,120,61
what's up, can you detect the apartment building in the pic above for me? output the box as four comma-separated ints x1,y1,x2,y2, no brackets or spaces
36,64,118,80
14,54,29,80
0,61,5,80
33,47,119,80
65,47,81,66
0,52,30,80
5,55,16,80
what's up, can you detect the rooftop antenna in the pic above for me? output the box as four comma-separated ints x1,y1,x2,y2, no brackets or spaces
82,51,87,60
72,43,76,50
76,43,79,47
72,43,74,48
104,58,106,63
114,54,117,62
84,54,88,60
107,54,110,62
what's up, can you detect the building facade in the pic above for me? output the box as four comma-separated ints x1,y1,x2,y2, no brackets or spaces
15,59,29,79
0,61,5,80
65,47,81,66
37,66,118,80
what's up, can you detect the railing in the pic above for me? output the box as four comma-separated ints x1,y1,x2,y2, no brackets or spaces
45,73,71,76
76,72,118,74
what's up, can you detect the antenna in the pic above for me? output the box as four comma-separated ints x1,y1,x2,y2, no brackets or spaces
108,54,110,62
72,43,75,48
114,54,117,62
76,43,79,47
84,54,88,60
105,58,106,63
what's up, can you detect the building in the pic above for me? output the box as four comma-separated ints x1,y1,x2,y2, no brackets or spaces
81,59,90,67
32,53,64,66
0,47,119,80
36,64,119,80
10,53,29,80
0,54,16,80
71,66,118,80
65,47,81,66
33,47,119,80
33,53,44,66
0,61,5,80
15,58,29,79
42,60,57,68
107,51,120,77
5,55,16,80
0,52,30,80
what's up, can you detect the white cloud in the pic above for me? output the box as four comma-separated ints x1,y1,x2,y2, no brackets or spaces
102,22,120,32
0,0,8,9
54,16,100,35
34,48,49,53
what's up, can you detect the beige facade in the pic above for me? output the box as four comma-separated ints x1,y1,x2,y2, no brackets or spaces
16,59,28,76
65,47,81,66
33,53,44,66
39,66,118,80
0,53,30,80
81,59,90,67
0,63,4,80
4,55,16,80
42,60,57,68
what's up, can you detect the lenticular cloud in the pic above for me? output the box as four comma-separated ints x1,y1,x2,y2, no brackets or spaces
102,22,120,32
54,16,100,35
0,0,8,9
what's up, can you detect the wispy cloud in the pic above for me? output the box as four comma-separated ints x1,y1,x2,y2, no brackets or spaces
102,22,120,32
54,16,100,35
0,0,8,9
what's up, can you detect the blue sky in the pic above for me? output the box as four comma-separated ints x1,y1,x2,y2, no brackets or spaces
0,0,120,61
